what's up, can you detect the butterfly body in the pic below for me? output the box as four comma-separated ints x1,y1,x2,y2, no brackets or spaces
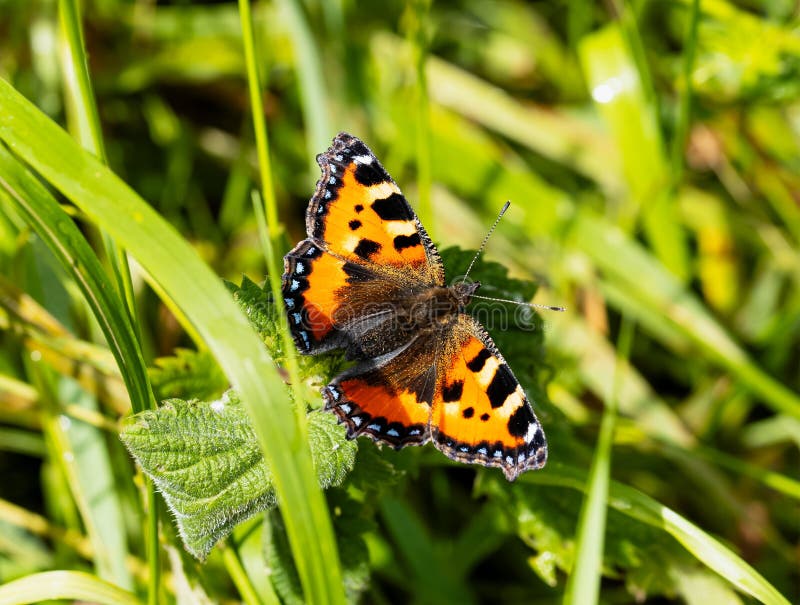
282,133,547,480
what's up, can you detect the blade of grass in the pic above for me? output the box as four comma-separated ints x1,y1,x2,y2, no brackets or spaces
276,0,332,173
0,147,148,413
671,0,700,186
0,427,45,456
522,463,792,605
0,146,143,590
239,0,279,242
58,1,159,598
58,0,139,330
221,541,270,605
380,497,474,605
579,24,690,282
0,570,141,605
564,317,634,605
0,77,343,605
239,1,344,598
405,0,433,234
0,497,150,583
570,209,800,419
547,311,694,446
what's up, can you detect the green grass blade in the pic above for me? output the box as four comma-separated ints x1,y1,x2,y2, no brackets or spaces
570,209,800,419
0,145,140,590
277,0,332,172
57,0,107,161
564,317,634,605
580,24,690,282
548,312,694,446
241,0,307,433
380,497,473,605
671,0,700,186
240,0,343,596
239,0,279,239
0,78,342,605
523,464,792,605
0,145,150,413
221,541,269,605
406,0,433,234
57,3,160,595
0,570,141,605
58,0,138,323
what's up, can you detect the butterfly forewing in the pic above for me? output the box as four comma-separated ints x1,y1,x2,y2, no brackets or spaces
305,133,444,285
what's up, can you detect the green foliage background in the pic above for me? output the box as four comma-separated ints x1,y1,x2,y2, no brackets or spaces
0,0,798,604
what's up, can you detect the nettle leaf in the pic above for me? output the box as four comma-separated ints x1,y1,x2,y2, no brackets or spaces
309,410,359,488
477,477,692,599
226,275,349,398
149,348,228,402
120,392,357,559
225,276,279,346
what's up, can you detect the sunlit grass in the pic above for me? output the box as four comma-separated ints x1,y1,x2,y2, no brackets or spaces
0,0,797,603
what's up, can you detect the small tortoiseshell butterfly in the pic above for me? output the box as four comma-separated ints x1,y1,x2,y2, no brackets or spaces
282,133,546,480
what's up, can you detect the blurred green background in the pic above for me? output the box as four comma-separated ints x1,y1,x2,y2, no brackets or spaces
0,0,798,603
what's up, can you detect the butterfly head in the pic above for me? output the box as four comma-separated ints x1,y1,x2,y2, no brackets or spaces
451,280,481,308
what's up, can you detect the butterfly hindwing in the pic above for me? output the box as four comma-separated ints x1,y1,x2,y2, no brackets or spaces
306,132,444,285
430,316,547,481
323,335,437,447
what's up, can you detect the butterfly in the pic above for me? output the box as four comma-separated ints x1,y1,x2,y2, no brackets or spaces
281,133,546,481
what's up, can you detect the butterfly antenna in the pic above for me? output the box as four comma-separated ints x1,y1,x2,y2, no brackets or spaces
471,294,565,312
462,201,511,284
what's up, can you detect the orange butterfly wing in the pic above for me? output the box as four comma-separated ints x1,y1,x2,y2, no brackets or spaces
283,133,443,354
323,335,436,447
306,132,443,284
430,317,547,481
285,133,548,481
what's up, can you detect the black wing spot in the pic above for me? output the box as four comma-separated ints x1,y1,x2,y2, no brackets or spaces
355,204,364,213
487,366,516,409
462,406,474,419
353,238,381,260
480,413,490,421
466,348,492,372
507,404,535,438
349,219,362,231
371,193,412,221
393,233,421,251
354,162,390,186
442,380,464,402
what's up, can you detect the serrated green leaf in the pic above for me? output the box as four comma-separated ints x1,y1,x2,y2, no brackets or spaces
150,348,228,402
120,394,356,559
308,411,358,489
227,275,350,396
121,393,275,560
225,276,279,345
